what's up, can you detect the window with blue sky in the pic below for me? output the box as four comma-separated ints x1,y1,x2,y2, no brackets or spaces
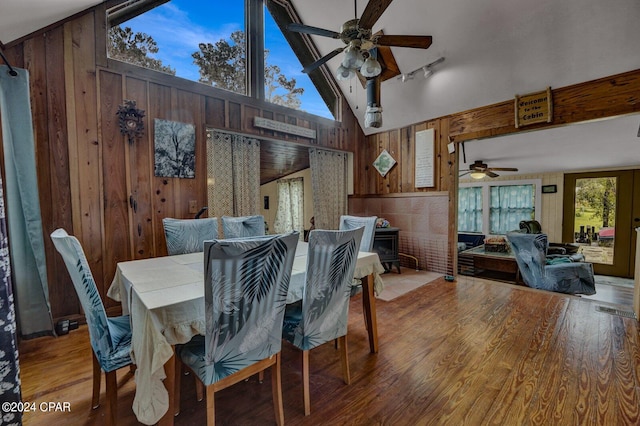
107,0,333,119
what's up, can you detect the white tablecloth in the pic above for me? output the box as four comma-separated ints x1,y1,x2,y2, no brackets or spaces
107,241,384,425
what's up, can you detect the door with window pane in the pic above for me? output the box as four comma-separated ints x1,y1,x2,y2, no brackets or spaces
563,170,636,277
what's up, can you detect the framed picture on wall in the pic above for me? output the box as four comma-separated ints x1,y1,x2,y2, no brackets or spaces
154,119,196,178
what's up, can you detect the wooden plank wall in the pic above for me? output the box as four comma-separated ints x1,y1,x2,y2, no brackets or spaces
3,6,363,321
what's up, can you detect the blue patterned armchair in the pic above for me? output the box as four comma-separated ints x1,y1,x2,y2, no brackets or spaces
162,217,218,255
50,228,132,426
506,232,596,295
339,215,377,252
174,232,298,425
282,227,363,415
221,214,266,238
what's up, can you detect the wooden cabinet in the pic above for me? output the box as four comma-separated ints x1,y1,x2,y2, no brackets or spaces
373,227,401,273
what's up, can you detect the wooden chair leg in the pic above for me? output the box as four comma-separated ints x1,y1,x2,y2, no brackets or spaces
206,386,215,426
91,352,101,409
302,350,311,416
258,371,264,383
174,354,182,416
271,353,284,426
196,378,204,402
105,370,117,426
338,335,351,385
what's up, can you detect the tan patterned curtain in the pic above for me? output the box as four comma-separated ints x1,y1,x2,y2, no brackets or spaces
309,148,347,230
207,130,261,220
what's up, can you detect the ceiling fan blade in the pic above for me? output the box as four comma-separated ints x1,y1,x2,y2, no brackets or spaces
486,171,499,178
287,23,341,39
488,167,519,172
359,0,394,30
302,47,345,74
375,35,433,49
459,171,471,177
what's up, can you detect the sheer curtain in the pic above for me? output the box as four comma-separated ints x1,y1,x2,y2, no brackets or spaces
207,130,261,220
489,184,534,234
273,177,303,236
458,186,483,233
309,148,347,230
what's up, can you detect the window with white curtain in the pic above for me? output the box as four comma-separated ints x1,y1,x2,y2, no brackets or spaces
459,179,541,235
273,177,304,236
458,186,483,233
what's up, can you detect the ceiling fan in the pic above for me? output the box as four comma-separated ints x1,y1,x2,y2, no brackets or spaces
460,160,519,179
287,0,433,79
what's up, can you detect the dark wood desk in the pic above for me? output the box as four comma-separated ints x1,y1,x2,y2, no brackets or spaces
458,244,522,284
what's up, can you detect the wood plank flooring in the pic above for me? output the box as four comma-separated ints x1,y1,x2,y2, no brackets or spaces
18,276,640,425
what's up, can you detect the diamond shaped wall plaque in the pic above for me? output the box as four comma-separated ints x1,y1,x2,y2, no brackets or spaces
373,149,396,177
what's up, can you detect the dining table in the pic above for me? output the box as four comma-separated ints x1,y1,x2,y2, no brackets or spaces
107,240,385,425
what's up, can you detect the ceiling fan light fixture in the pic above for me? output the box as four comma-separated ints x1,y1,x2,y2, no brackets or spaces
360,56,382,77
342,41,364,69
470,172,486,179
336,64,355,80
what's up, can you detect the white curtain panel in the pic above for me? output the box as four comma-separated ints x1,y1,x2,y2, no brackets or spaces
207,131,261,222
309,148,347,230
273,177,304,236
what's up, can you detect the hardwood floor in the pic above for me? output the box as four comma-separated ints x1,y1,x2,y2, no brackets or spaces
19,276,640,425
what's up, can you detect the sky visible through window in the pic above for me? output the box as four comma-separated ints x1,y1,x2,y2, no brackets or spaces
120,0,332,118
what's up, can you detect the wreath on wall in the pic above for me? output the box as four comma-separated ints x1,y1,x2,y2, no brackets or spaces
117,99,145,144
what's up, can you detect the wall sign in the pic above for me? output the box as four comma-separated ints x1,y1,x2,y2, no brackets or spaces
542,184,557,194
515,87,552,128
253,117,316,139
415,128,435,188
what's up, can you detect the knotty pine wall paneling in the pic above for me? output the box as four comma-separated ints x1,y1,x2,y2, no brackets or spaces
149,83,175,257
124,76,155,260
98,70,129,311
64,13,105,302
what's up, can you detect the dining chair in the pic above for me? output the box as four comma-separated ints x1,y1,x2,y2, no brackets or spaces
174,232,299,426
162,217,218,255
50,228,133,426
339,215,377,252
282,227,363,416
221,214,265,238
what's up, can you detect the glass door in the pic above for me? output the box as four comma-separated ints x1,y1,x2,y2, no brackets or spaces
563,170,635,277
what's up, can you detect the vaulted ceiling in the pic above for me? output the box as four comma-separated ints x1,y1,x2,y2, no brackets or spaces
2,0,640,177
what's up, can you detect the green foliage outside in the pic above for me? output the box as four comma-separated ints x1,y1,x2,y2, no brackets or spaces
574,177,616,233
108,26,304,110
107,26,176,75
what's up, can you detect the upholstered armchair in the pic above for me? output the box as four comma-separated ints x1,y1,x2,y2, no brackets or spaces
162,217,218,255
518,219,583,260
282,227,363,415
506,232,596,295
174,232,298,425
50,228,133,426
221,214,266,238
339,215,377,252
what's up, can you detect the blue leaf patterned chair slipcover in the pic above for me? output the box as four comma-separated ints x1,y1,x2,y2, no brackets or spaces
506,232,596,295
221,214,266,239
174,232,299,425
282,227,363,415
50,228,132,426
339,215,377,252
162,217,218,255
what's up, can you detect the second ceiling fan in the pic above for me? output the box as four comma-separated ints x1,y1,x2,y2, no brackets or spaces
461,160,519,179
287,0,433,78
